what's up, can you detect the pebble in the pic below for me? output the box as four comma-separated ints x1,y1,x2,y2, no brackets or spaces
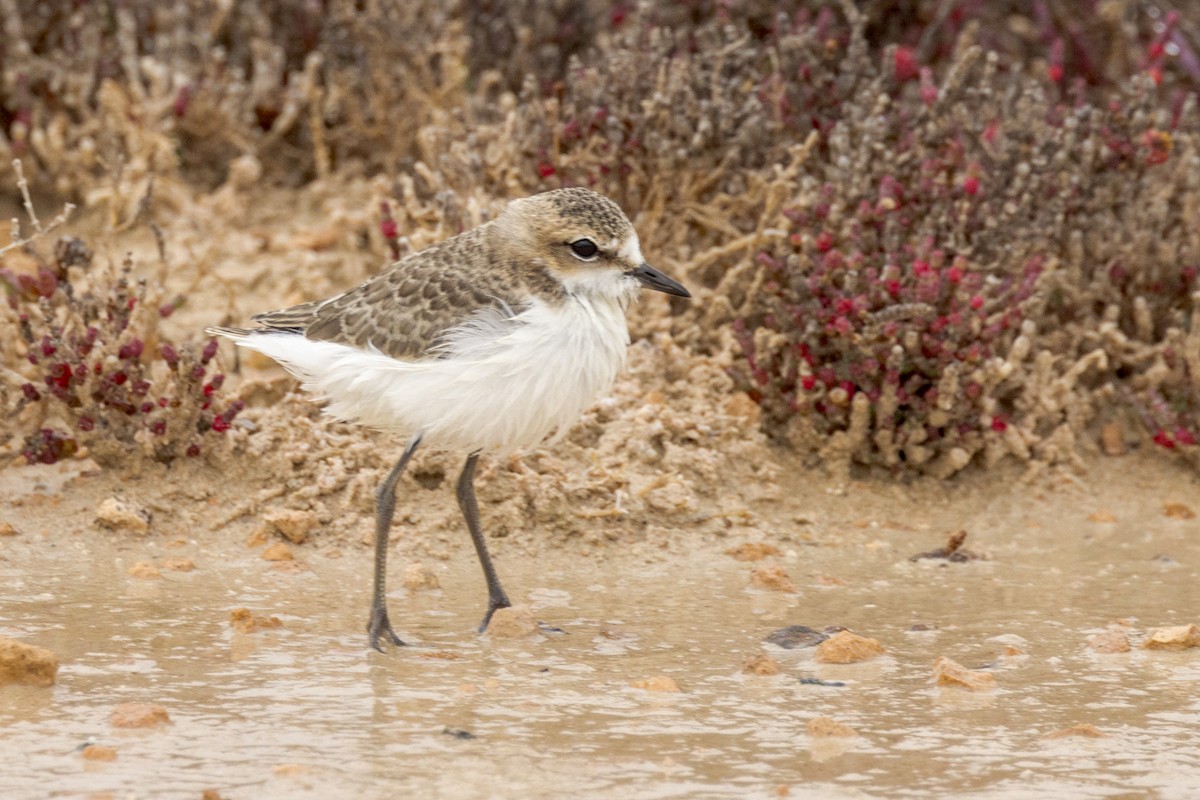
630,675,681,692
932,656,995,690
749,565,796,592
1087,630,1131,653
0,636,59,687
262,542,294,561
403,562,441,591
1141,624,1200,651
262,509,319,544
807,716,857,737
81,744,118,761
814,630,886,664
111,702,170,728
94,497,150,535
742,654,782,675
485,605,537,638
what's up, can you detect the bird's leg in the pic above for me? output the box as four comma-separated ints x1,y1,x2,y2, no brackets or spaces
456,452,512,632
367,436,421,652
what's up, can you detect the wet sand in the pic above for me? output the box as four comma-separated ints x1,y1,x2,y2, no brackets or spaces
2,452,1198,799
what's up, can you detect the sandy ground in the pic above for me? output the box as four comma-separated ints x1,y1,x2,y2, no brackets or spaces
2,180,1199,798
2,446,1199,799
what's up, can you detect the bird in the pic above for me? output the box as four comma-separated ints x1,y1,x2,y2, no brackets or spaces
207,187,690,651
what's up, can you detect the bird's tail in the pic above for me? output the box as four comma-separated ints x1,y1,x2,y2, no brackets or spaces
205,325,252,340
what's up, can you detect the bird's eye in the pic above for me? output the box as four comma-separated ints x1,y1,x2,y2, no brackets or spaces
569,239,599,261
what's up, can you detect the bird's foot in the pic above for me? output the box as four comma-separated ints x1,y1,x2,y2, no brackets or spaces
367,604,406,652
476,596,513,634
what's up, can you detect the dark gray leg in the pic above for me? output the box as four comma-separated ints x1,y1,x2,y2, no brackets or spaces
456,452,512,632
367,437,421,652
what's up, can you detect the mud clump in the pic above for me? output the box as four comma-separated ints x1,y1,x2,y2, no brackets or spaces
630,676,681,693
82,744,118,761
807,717,857,738
932,656,996,691
403,563,441,591
485,605,537,639
1088,630,1131,654
0,636,59,687
128,561,161,579
1162,503,1196,520
742,654,783,676
262,509,319,544
229,608,284,634
261,542,294,561
814,631,886,664
94,498,151,535
725,542,782,562
1141,624,1200,651
749,565,797,593
111,703,171,729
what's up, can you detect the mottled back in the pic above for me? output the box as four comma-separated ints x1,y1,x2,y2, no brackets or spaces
251,224,564,360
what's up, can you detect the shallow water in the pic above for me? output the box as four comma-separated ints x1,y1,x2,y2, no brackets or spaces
2,472,1199,799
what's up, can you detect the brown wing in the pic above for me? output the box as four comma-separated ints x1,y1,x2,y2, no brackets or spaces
250,225,559,360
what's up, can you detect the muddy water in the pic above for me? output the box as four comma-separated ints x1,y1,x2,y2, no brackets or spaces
2,476,1199,799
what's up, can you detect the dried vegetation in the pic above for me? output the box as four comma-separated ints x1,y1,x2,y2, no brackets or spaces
3,1,1200,482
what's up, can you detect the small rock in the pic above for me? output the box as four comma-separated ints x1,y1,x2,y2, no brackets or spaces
932,656,995,691
159,557,196,572
1141,624,1200,651
245,528,270,548
127,561,161,579
1045,723,1106,739
1002,644,1026,658
742,654,782,676
94,497,150,535
1087,630,1131,654
111,702,170,728
0,521,19,536
806,716,857,738
229,608,284,634
201,791,225,800
749,565,796,593
1087,510,1117,524
1163,502,1196,520
630,675,681,692
814,631,886,664
485,605,537,638
0,636,59,687
403,562,440,591
262,542,293,561
82,744,118,761
725,542,781,562
1099,421,1126,456
763,625,829,649
262,509,319,544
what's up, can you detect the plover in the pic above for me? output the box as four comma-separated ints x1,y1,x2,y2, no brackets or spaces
208,187,690,651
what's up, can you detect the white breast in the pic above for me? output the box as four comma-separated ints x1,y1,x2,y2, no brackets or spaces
233,292,632,453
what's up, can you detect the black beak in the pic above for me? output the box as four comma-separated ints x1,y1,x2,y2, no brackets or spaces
627,263,691,298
